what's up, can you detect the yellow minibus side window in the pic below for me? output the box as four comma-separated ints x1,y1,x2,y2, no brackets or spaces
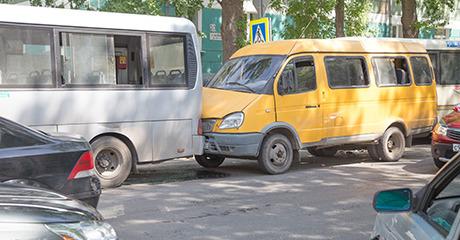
410,56,433,86
372,57,411,87
325,56,369,89
279,57,316,95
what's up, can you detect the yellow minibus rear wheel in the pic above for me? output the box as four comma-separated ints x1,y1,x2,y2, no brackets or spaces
368,127,405,162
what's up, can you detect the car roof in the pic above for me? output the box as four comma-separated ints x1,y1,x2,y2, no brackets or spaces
0,4,196,34
231,39,427,58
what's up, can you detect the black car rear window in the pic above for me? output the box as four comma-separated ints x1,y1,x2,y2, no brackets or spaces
0,125,47,149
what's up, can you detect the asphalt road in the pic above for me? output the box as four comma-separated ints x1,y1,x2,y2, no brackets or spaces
99,144,438,240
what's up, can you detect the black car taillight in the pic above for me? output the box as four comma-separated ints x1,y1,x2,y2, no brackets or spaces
67,151,95,180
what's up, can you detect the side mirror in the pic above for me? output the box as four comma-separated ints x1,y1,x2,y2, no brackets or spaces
278,70,293,96
373,188,412,213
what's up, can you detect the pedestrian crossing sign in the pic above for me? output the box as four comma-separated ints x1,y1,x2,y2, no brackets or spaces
250,18,270,44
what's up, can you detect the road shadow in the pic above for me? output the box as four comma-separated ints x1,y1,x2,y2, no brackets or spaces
121,145,436,186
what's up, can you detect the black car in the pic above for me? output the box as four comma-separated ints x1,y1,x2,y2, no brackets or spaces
0,183,116,240
0,117,101,207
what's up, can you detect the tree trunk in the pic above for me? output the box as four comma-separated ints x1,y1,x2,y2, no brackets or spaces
335,0,345,37
401,0,418,38
219,0,244,62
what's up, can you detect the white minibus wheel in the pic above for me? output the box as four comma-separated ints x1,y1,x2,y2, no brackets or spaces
91,136,132,188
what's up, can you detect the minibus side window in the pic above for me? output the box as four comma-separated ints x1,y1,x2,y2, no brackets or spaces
60,32,144,86
148,34,187,87
325,56,369,88
439,52,460,85
410,57,433,86
0,25,54,87
278,58,316,95
372,57,411,87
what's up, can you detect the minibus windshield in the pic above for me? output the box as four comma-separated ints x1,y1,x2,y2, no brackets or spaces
206,55,285,94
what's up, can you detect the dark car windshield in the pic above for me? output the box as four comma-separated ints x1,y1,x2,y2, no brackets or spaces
206,55,285,94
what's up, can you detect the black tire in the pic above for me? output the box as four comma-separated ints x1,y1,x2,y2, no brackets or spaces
307,147,338,157
195,154,225,168
433,158,446,169
375,127,406,162
91,136,132,188
258,134,294,174
367,145,380,161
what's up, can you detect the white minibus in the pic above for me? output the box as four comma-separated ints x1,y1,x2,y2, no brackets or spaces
422,39,460,116
0,4,203,188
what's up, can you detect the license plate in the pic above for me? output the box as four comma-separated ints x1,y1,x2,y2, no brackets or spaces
454,144,460,152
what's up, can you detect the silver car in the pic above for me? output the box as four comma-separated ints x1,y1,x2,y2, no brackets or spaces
371,153,460,240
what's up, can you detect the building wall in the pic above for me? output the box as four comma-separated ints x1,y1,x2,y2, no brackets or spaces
200,7,223,82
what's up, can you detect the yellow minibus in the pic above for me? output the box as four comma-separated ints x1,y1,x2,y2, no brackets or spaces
197,39,437,174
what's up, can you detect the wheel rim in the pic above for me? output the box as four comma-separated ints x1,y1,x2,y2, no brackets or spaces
269,143,289,167
95,148,123,178
386,133,403,158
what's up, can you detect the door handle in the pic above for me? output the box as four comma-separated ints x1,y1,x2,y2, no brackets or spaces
305,105,320,109
329,113,341,119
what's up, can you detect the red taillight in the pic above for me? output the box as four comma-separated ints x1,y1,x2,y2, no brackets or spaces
198,119,203,135
67,151,94,180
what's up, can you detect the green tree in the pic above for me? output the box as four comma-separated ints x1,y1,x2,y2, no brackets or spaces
101,0,203,19
24,0,89,8
215,0,245,61
272,0,335,38
101,0,161,15
419,0,455,34
335,0,345,37
399,0,454,38
166,0,203,19
344,0,371,36
271,0,371,39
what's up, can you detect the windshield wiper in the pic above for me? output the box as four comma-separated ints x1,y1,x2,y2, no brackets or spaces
226,82,255,93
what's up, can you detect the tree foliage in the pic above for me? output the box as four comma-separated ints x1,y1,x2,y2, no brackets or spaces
23,0,89,8
271,0,371,39
274,0,335,39
166,0,203,19
397,0,455,37
344,0,371,36
101,0,203,19
101,0,161,15
0,0,203,19
419,0,455,30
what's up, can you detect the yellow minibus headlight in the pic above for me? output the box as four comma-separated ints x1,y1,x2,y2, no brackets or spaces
219,112,244,129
